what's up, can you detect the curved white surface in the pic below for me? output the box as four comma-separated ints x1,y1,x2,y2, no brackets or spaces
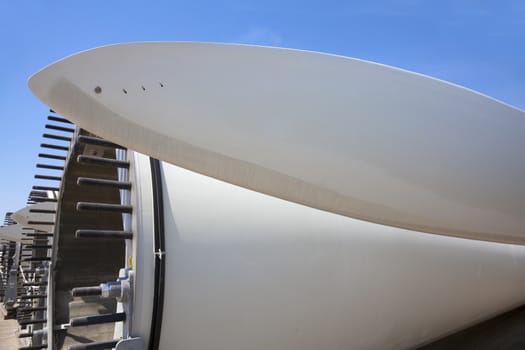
139,161,525,350
128,152,155,347
28,42,525,243
0,224,27,242
11,202,57,232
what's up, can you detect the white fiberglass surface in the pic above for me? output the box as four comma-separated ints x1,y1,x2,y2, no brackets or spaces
154,162,525,350
0,224,26,242
11,202,57,232
27,42,525,243
129,152,155,345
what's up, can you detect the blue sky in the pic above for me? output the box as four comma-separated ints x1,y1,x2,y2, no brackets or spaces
0,0,524,218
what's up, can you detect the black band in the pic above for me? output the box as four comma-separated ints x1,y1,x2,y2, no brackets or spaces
148,158,166,350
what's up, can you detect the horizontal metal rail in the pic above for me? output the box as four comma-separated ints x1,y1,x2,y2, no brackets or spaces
71,286,102,297
78,135,125,149
34,174,62,181
69,340,120,350
40,143,69,151
70,312,126,327
47,115,72,124
42,133,71,142
77,177,132,190
36,164,64,171
76,202,132,213
75,229,133,239
38,153,66,161
45,124,75,133
77,155,130,168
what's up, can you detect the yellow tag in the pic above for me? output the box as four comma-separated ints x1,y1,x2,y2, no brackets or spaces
127,256,133,268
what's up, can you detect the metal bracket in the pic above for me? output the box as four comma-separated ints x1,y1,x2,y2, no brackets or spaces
115,337,144,350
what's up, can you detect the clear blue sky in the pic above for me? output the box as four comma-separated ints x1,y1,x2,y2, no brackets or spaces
0,1,524,218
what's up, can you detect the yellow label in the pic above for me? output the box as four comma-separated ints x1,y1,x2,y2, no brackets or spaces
127,256,133,268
